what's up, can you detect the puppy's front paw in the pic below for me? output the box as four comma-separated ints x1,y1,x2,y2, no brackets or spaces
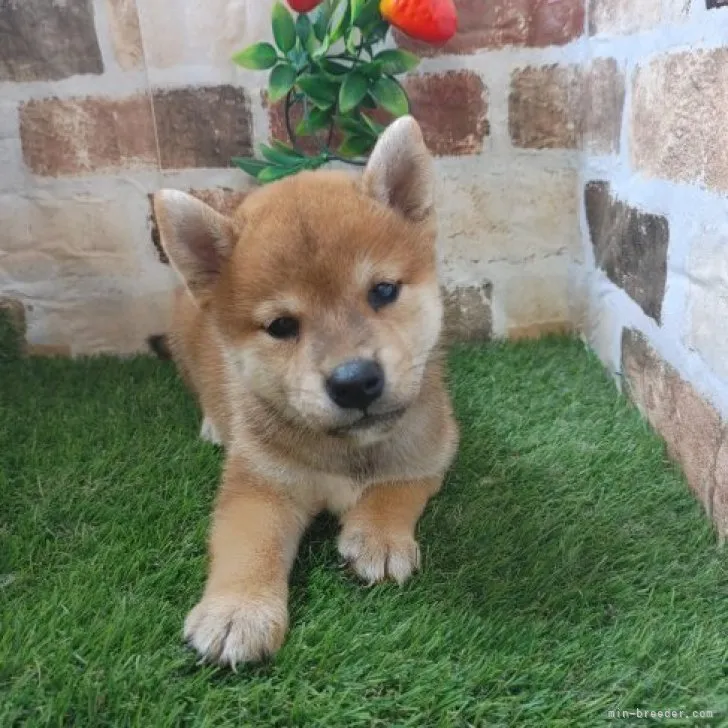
338,526,421,585
184,593,287,667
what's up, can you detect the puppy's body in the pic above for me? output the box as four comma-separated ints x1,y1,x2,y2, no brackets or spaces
154,118,458,666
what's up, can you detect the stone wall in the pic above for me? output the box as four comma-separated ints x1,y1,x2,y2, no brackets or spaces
580,1,728,535
0,0,586,355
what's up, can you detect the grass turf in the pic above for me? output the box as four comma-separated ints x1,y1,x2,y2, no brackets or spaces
1,336,726,727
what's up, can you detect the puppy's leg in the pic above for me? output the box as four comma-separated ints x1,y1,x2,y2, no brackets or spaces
199,416,222,445
338,478,442,585
185,457,309,667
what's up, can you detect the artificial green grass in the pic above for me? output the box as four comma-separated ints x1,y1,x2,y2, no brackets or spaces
1,337,726,727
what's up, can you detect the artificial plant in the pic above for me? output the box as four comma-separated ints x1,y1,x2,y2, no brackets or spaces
231,0,457,183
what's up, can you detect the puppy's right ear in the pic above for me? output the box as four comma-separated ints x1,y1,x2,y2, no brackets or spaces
153,190,239,301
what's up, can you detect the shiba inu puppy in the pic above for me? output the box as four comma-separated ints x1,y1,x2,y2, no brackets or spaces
152,116,459,667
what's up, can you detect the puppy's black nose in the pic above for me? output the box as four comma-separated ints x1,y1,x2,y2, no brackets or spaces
325,358,385,410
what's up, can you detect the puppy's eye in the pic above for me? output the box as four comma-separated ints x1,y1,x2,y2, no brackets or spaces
368,282,401,311
266,317,299,340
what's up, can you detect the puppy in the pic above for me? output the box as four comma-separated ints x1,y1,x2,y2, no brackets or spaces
152,116,459,667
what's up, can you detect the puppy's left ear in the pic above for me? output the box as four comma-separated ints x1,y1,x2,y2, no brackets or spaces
362,115,434,223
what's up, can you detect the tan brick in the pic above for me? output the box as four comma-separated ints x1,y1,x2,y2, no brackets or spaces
0,0,103,82
631,48,728,192
510,59,623,151
590,0,691,36
396,0,584,55
106,0,144,71
621,329,723,517
406,72,488,156
20,96,157,177
442,284,492,343
152,86,252,169
584,58,625,154
510,64,580,149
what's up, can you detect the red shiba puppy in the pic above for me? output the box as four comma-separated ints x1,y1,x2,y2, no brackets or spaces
152,116,458,667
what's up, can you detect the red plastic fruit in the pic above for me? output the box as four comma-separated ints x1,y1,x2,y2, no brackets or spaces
380,0,458,44
286,0,324,12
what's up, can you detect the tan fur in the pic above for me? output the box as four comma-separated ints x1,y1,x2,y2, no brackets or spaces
153,117,459,667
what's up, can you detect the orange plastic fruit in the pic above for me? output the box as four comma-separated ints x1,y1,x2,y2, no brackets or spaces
380,0,458,44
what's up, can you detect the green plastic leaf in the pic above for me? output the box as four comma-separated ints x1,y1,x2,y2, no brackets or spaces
345,27,361,54
338,134,375,158
231,157,269,178
354,0,381,28
296,13,312,45
350,0,366,23
364,18,390,44
328,0,350,43
320,59,350,76
295,106,334,135
374,49,420,75
303,154,330,171
268,63,297,103
260,143,303,166
371,76,409,117
313,0,333,41
335,114,370,136
232,42,278,70
338,71,369,114
258,165,301,184
297,73,339,109
361,113,386,137
272,2,296,53
271,139,305,158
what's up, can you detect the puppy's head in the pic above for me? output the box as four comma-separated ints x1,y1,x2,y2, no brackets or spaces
154,116,442,442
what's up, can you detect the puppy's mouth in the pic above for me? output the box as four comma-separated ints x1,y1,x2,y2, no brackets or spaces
328,407,406,436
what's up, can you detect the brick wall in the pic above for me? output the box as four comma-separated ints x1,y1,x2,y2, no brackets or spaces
580,1,728,536
0,0,587,354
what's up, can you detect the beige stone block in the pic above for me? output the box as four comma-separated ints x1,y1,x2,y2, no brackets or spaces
590,0,691,35
106,0,144,71
29,290,173,356
0,190,158,284
499,256,572,333
685,228,728,382
631,48,728,192
136,0,275,69
437,158,580,281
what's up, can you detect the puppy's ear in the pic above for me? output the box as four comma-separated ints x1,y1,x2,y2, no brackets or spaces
362,115,434,223
153,190,239,301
